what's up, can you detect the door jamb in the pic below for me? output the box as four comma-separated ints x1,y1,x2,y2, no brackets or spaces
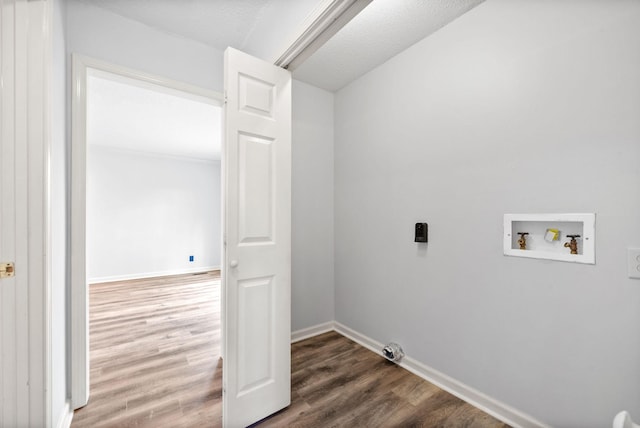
69,55,224,408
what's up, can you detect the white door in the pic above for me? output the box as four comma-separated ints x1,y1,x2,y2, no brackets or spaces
1,0,49,426
223,47,292,428
0,3,24,423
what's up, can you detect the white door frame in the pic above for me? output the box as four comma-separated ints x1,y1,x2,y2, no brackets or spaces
69,55,223,408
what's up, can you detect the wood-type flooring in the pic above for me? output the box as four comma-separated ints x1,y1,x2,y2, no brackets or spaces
72,272,510,428
71,271,222,427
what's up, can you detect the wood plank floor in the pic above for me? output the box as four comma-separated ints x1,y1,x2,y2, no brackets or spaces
258,332,509,428
72,272,510,428
71,271,222,428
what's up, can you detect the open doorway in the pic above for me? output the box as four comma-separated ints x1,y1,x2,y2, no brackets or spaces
84,69,222,283
70,58,224,424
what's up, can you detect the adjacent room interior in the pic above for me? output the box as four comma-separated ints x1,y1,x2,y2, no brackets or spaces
85,70,222,283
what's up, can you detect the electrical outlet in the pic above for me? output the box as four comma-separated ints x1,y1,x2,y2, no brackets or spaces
628,249,640,279
189,255,194,262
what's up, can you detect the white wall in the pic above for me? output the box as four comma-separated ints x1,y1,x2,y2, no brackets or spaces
52,0,69,425
87,146,221,282
67,0,223,91
333,1,640,426
291,80,335,330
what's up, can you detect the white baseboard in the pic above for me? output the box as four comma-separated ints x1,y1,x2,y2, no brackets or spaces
333,322,548,428
88,265,220,284
291,321,335,343
55,400,73,428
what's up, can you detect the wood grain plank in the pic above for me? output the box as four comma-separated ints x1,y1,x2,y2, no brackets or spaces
72,272,509,428
72,271,221,428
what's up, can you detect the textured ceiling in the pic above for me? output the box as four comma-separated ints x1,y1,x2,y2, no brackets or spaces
292,0,485,91
76,0,322,62
87,74,222,161
77,0,484,92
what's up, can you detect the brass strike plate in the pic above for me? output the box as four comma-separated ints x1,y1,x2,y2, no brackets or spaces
0,262,15,278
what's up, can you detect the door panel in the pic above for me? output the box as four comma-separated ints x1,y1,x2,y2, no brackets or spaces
223,47,291,428
238,74,275,119
238,133,274,243
237,275,274,394
1,0,49,425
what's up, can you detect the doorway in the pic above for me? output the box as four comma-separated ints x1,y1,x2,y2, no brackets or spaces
84,69,222,283
70,56,225,411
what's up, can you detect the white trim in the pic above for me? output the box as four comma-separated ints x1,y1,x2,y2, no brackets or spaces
332,322,549,428
89,266,220,284
291,321,335,343
273,0,372,70
332,323,384,356
55,401,73,428
90,144,222,164
44,0,54,420
29,0,52,425
80,57,223,102
70,54,224,409
70,53,90,409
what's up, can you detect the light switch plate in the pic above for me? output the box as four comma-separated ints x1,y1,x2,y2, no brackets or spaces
628,248,640,279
